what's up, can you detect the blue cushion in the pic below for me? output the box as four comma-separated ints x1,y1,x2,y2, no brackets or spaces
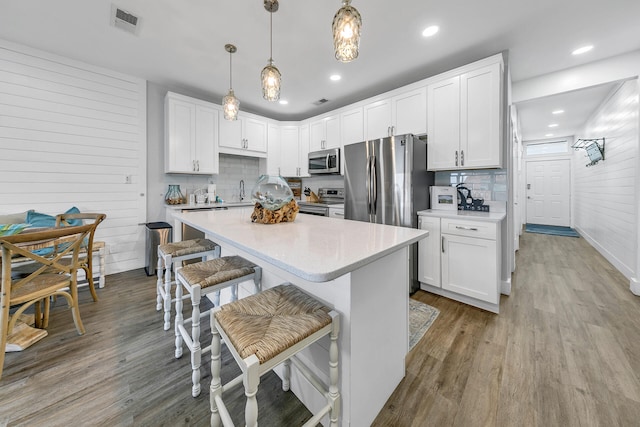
0,223,29,237
26,206,81,228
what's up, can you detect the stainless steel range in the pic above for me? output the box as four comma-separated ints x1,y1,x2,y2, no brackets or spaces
297,188,344,217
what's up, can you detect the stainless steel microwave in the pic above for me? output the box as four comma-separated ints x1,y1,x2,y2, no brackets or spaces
308,148,340,175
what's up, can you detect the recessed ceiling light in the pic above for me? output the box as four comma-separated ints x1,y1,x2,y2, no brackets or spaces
279,100,288,105
422,25,439,37
548,123,559,128
330,74,341,81
572,45,593,55
545,133,554,137
552,109,564,115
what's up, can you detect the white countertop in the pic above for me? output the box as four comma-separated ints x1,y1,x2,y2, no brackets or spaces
172,209,428,282
418,209,506,223
165,201,255,210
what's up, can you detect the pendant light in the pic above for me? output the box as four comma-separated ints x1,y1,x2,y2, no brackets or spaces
332,0,362,62
222,44,240,121
261,0,281,101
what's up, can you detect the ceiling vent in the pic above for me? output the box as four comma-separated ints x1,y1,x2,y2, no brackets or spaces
313,98,330,106
111,4,140,35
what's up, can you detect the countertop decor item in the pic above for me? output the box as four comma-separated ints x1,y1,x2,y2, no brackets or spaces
165,184,184,205
250,199,299,224
222,43,240,121
251,175,293,210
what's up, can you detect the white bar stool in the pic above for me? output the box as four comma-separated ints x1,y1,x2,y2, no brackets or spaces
156,238,221,331
175,255,262,397
210,284,340,427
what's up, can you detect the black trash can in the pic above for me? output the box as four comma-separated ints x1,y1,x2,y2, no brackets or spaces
145,222,173,276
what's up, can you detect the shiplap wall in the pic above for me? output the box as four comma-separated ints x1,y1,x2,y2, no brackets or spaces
0,39,147,274
572,79,639,279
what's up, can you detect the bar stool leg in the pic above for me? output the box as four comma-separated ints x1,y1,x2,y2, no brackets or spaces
163,254,173,330
175,277,184,359
244,355,261,427
156,247,163,311
282,359,291,391
329,312,341,427
210,315,222,427
191,285,202,397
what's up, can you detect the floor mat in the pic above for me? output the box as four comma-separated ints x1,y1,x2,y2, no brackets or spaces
525,223,580,237
409,299,439,351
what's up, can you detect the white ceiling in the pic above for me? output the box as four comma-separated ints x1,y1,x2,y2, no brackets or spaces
1,0,639,125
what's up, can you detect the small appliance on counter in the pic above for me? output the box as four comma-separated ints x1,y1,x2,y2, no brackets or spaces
456,183,490,212
297,187,344,216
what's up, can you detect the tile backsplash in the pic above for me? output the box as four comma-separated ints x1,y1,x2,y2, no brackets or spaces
435,169,507,202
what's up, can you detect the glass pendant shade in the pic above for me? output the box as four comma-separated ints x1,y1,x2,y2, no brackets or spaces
222,89,239,121
222,44,239,121
261,60,281,101
332,0,362,62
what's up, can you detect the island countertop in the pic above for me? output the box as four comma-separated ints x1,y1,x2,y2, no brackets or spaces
172,208,428,282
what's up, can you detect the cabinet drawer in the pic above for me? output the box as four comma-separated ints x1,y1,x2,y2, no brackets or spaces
441,218,496,240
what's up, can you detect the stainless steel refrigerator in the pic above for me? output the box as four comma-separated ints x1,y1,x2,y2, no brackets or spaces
344,134,434,293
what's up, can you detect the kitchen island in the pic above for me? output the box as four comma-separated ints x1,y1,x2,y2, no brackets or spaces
170,208,428,426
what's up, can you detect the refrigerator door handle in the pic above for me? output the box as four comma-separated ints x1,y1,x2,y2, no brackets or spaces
366,155,372,214
371,155,378,215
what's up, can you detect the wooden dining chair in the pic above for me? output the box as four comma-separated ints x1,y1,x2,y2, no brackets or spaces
55,213,106,301
0,223,95,379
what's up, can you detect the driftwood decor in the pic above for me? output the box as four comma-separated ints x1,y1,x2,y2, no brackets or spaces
250,200,299,224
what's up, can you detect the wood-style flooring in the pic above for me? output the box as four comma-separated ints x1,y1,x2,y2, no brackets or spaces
2,231,640,426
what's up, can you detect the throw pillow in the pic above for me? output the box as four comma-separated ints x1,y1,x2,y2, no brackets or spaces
26,206,81,228
0,223,29,237
0,211,31,224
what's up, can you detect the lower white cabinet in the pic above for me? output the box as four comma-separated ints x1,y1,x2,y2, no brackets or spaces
418,213,502,313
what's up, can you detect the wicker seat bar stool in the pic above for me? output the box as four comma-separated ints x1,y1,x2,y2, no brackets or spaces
210,284,340,427
156,238,220,331
175,255,262,397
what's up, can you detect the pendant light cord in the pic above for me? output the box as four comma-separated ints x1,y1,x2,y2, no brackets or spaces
229,50,233,90
269,9,273,62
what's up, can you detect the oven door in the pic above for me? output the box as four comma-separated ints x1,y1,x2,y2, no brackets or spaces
298,204,329,216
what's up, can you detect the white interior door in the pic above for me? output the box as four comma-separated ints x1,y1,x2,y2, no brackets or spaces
526,159,571,226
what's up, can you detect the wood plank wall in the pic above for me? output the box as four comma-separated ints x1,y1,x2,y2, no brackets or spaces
572,79,639,279
0,39,147,274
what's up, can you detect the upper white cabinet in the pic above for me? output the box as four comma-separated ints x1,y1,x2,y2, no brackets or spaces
341,107,364,146
363,87,427,140
219,112,268,157
427,60,502,171
298,124,310,177
266,124,309,177
266,124,281,176
309,114,340,151
165,91,219,174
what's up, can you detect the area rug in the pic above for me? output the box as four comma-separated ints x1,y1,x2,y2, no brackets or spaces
525,223,580,238
409,299,440,351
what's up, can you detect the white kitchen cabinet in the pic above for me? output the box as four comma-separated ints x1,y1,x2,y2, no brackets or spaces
418,212,502,313
418,215,441,286
329,206,345,219
341,107,364,146
165,92,219,174
266,124,281,176
219,112,268,157
427,61,502,171
298,124,310,177
309,114,340,151
267,125,308,177
363,87,427,140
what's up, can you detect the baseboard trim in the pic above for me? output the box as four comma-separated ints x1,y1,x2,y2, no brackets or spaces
501,278,511,296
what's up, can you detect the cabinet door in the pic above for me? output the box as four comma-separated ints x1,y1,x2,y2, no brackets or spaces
441,234,498,304
418,216,441,287
267,124,281,176
427,76,460,170
460,62,502,169
392,87,426,136
298,124,310,177
341,107,363,146
194,105,218,174
309,120,325,152
324,114,341,149
244,117,267,153
364,98,391,140
165,97,195,173
218,117,243,150
280,126,299,177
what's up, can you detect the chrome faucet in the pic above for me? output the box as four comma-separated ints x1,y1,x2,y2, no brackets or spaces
239,179,245,201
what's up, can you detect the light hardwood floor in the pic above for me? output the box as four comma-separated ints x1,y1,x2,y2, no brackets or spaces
2,231,640,426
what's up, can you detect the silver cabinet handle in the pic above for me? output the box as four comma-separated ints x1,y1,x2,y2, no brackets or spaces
455,225,478,231
391,125,395,136
441,236,445,253
461,150,464,166
192,160,195,171
455,150,458,167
